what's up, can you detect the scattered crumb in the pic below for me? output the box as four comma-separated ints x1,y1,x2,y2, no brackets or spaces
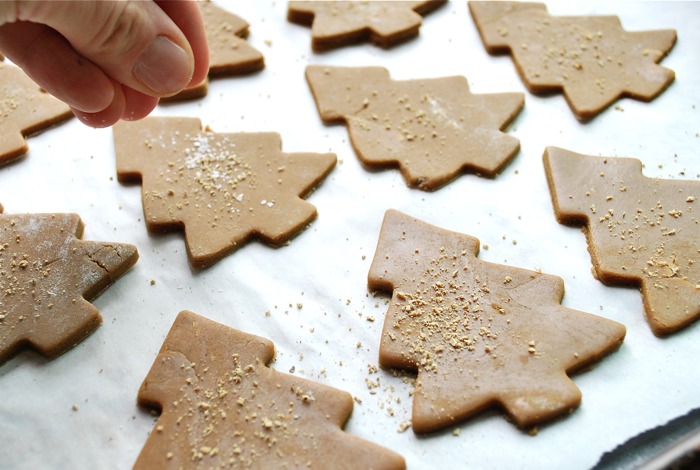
398,422,411,433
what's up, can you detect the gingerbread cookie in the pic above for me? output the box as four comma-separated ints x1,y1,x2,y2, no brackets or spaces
469,2,676,120
544,147,700,336
162,2,264,102
136,310,406,469
306,65,523,191
0,63,73,165
368,210,626,432
114,117,336,268
288,1,446,51
0,206,138,366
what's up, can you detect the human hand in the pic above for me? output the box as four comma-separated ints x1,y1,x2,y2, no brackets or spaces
0,1,209,128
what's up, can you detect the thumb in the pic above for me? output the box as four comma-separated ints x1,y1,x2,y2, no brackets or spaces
16,0,202,97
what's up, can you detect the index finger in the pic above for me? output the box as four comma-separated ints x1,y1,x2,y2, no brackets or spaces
155,0,209,89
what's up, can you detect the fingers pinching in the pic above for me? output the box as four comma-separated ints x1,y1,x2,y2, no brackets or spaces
9,0,200,97
0,0,208,127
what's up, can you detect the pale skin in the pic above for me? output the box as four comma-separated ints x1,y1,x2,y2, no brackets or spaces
0,0,210,128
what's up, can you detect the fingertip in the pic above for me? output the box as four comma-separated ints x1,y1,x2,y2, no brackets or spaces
72,80,126,128
155,1,209,91
186,39,209,90
121,85,159,121
185,68,208,90
66,69,115,114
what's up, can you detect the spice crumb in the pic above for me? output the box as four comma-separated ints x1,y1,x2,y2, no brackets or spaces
398,422,411,433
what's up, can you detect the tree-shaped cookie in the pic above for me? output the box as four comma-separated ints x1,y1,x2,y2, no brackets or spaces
544,147,700,336
469,2,676,120
162,2,264,102
114,117,336,268
0,63,73,165
288,1,446,51
0,206,138,366
306,65,524,191
368,210,626,433
136,310,406,469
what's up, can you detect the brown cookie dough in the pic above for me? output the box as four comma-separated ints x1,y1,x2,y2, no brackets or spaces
136,310,406,470
306,65,523,191
368,210,626,433
0,63,73,165
288,1,446,51
114,117,336,268
544,147,700,336
161,2,264,102
469,2,676,120
0,206,138,366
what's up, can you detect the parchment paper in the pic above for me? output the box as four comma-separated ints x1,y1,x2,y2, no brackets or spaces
1,2,698,469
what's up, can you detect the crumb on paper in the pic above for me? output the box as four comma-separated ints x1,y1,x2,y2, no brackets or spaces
398,422,411,433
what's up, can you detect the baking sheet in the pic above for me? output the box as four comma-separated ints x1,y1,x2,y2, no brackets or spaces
1,2,699,469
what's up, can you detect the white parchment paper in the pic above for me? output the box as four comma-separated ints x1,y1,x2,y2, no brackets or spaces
1,2,699,469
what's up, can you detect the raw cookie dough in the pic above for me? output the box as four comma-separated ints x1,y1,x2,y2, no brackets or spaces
136,310,406,470
469,1,676,120
306,65,523,191
161,2,264,102
288,1,446,51
0,63,73,165
544,147,700,336
114,117,336,268
368,210,626,433
0,206,138,366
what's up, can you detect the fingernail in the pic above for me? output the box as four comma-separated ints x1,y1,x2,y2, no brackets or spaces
133,36,193,95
